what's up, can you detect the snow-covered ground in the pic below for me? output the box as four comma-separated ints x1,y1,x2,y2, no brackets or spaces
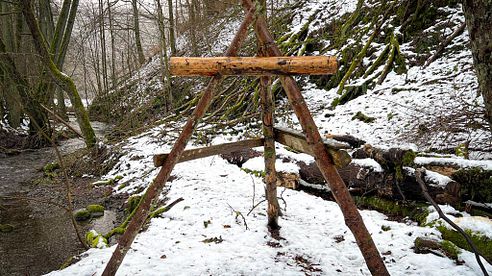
47,0,492,275
47,132,492,275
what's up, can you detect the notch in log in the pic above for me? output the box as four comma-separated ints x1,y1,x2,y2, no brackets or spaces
170,56,337,76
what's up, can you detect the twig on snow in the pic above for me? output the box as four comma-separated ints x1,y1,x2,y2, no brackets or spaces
227,203,249,230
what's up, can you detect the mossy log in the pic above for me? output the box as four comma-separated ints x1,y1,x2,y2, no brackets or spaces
414,237,461,261
297,160,460,204
352,144,416,171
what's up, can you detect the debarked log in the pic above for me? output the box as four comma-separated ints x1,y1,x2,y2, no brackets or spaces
170,56,338,76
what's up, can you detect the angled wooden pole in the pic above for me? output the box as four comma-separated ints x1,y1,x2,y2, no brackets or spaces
102,7,256,276
241,0,389,275
257,0,280,231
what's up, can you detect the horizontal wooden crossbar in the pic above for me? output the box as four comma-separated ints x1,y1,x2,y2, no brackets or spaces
153,127,351,167
153,138,264,167
170,56,337,76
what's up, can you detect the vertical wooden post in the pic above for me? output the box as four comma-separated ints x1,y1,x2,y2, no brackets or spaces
257,0,280,231
101,8,256,276
242,0,389,275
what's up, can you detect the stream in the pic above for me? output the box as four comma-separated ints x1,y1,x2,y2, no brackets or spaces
0,120,116,276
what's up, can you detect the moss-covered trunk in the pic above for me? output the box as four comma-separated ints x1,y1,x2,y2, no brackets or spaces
20,0,96,148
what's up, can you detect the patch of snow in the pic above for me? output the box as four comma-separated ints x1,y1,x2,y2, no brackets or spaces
351,158,384,172
415,157,492,170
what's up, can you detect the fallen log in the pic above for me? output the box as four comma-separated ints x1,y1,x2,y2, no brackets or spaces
170,56,338,76
352,144,416,171
297,160,461,205
325,133,366,148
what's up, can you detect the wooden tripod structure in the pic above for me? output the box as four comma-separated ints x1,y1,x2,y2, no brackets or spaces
102,1,389,275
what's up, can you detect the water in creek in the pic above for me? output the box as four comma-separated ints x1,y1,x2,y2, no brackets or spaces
0,121,116,276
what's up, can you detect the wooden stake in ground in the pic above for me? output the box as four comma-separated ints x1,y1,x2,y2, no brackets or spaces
101,8,256,276
257,0,280,231
241,0,389,275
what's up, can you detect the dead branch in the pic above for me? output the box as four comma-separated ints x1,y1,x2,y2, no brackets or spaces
416,168,489,275
424,22,466,68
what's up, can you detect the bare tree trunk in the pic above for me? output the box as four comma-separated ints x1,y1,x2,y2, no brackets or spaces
98,0,109,93
462,0,492,129
156,0,173,111
131,0,146,65
107,0,117,88
167,0,176,55
187,0,198,56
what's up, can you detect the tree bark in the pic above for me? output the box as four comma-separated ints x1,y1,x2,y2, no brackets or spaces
107,0,117,87
167,0,177,55
20,0,96,148
156,0,173,111
241,0,388,275
0,36,50,139
462,0,492,129
132,0,146,65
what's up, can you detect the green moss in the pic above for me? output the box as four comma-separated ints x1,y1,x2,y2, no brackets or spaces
402,150,416,167
44,162,60,173
0,223,14,233
352,111,375,123
387,112,394,121
85,230,108,248
440,240,461,260
241,168,266,178
452,167,492,202
126,195,142,215
381,225,391,231
59,256,74,270
104,227,125,240
86,204,104,214
43,162,60,178
264,148,275,159
117,183,127,190
91,179,115,187
355,196,429,225
73,209,91,221
437,226,492,262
